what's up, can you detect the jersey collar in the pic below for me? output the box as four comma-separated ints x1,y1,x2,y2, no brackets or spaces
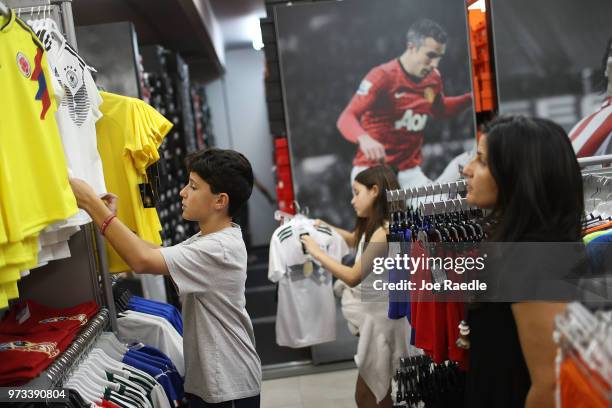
0,9,15,33
397,58,425,84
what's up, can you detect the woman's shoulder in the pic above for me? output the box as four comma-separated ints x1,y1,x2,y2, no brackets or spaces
371,225,389,242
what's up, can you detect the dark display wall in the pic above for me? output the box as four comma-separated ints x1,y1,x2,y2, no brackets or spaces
142,46,207,247
491,0,612,131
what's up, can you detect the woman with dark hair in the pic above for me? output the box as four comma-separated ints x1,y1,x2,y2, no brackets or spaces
301,166,417,408
462,115,584,408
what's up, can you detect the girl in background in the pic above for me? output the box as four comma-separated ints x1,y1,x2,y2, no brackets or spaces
302,165,418,408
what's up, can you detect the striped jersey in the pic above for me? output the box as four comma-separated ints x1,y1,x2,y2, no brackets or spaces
570,97,612,157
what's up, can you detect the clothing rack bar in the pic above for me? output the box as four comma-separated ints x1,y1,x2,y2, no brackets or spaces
578,154,612,169
386,180,467,204
8,0,77,50
91,225,117,332
582,168,612,177
25,308,110,389
55,0,76,51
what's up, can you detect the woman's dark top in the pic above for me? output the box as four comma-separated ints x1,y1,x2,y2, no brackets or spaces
464,302,531,407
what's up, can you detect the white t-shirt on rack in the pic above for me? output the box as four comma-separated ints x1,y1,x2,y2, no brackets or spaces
268,216,349,348
116,310,185,377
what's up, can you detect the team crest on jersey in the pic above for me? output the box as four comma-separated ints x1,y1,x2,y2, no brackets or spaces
16,52,32,78
0,340,59,358
357,79,373,96
39,313,88,326
65,66,79,89
424,87,437,104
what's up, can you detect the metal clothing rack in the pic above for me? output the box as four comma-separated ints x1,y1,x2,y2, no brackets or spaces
578,154,612,169
386,154,612,206
554,303,612,397
386,180,467,205
6,0,77,50
25,308,110,389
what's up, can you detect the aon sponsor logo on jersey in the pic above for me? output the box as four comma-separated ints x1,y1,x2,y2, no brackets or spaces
395,109,428,132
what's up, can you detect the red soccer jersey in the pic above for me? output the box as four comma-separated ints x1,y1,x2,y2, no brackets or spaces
570,97,612,157
0,300,99,335
101,400,122,408
338,59,471,170
0,329,75,385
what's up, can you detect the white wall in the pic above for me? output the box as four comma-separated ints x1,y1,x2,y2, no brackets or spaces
205,48,277,247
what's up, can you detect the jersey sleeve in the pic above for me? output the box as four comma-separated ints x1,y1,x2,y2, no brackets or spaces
328,230,350,261
125,101,172,175
84,66,103,122
337,66,389,143
268,234,286,283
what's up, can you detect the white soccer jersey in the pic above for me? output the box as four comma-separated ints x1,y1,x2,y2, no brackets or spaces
29,19,107,265
268,216,349,348
117,310,185,376
36,19,107,225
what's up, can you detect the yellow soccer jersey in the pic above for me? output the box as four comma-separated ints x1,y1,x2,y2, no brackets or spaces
97,92,172,272
0,236,38,269
0,12,78,246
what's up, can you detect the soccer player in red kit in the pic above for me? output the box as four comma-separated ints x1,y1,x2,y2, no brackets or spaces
337,18,472,188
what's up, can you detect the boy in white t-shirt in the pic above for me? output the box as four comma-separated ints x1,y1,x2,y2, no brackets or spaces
70,149,262,407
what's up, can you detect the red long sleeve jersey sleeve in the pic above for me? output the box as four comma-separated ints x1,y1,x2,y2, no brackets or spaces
337,59,472,170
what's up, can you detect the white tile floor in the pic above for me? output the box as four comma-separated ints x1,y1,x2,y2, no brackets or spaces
261,368,358,408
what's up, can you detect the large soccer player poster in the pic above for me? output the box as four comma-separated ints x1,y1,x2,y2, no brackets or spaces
275,0,476,227
491,0,612,157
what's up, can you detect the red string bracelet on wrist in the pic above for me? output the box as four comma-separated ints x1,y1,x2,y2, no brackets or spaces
100,214,117,236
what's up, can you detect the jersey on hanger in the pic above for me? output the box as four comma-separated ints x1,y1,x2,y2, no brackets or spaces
0,11,78,308
96,92,172,272
268,217,349,348
36,19,107,226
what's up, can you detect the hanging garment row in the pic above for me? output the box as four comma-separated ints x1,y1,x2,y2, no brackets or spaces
0,300,100,386
392,355,465,408
0,297,185,407
386,185,486,368
554,302,611,407
582,173,612,233
0,9,174,308
112,284,185,380
580,173,612,305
